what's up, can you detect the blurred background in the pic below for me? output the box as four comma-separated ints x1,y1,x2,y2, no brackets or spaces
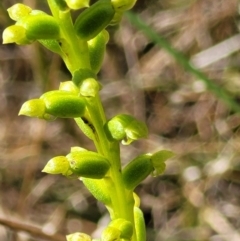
1,0,240,240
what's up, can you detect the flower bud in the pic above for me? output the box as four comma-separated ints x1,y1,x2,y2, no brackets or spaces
88,30,109,74
122,154,153,190
111,0,136,11
66,0,90,10
66,232,92,241
105,114,148,145
101,226,121,241
80,78,101,97
59,81,79,95
42,156,72,176
16,14,60,40
40,90,86,118
7,3,32,21
67,150,110,179
74,0,115,41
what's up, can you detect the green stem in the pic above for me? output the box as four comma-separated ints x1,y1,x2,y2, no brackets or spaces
85,95,137,240
126,11,240,113
47,0,90,72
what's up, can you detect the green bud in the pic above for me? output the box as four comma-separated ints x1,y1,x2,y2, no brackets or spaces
16,14,60,40
59,81,79,95
40,90,86,118
80,78,101,97
122,154,153,190
42,156,72,176
109,219,133,240
88,30,109,74
7,3,32,21
101,226,121,241
111,0,137,11
74,0,115,41
18,99,45,118
2,25,31,45
67,150,110,179
72,68,96,87
150,150,174,176
66,232,92,241
105,114,148,145
66,0,90,10
134,207,146,241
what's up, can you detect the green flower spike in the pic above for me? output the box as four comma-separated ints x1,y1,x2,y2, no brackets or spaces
105,114,148,145
42,156,72,176
66,232,92,241
66,0,90,10
7,3,32,21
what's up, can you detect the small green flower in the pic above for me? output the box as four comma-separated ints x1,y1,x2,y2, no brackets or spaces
7,3,32,21
2,25,31,45
18,99,45,118
42,156,72,176
105,114,148,145
150,150,174,177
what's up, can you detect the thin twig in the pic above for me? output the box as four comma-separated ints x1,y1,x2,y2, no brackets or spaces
0,217,66,241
